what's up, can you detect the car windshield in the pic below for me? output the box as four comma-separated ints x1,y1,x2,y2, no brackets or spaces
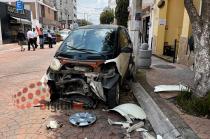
59,28,116,53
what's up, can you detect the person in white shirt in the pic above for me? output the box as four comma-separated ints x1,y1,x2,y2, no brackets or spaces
47,30,53,48
27,29,35,51
32,28,38,48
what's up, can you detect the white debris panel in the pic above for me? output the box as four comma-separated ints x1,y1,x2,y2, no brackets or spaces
154,84,190,93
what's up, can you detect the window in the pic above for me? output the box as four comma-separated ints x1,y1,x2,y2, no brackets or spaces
54,11,57,20
41,5,45,17
48,8,50,14
119,29,129,48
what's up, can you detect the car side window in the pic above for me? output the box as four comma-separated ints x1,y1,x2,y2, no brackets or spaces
119,29,129,49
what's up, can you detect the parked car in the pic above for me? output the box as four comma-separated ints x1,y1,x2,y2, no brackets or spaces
43,30,56,44
60,29,71,41
46,25,135,108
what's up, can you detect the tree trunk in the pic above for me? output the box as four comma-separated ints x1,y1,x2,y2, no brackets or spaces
193,23,210,97
184,0,210,97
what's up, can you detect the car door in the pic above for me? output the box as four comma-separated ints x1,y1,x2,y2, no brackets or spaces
117,28,132,78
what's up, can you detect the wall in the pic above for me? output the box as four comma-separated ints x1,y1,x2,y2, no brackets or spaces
152,0,168,55
177,0,201,66
164,0,184,46
0,20,2,44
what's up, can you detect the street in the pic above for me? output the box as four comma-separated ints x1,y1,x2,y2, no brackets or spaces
0,44,149,139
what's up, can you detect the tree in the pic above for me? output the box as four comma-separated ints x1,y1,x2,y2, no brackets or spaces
184,0,210,97
100,9,114,24
115,0,129,27
77,19,92,26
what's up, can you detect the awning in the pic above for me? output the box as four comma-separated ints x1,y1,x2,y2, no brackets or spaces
11,16,32,25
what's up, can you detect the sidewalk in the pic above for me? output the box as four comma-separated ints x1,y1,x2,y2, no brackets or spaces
136,56,210,139
0,43,19,52
0,42,62,54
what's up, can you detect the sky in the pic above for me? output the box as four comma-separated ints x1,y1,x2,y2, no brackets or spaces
77,0,108,24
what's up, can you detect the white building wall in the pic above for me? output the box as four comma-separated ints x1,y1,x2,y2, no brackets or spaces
0,20,2,45
55,0,76,22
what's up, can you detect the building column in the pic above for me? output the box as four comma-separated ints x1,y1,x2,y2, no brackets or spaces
0,20,2,45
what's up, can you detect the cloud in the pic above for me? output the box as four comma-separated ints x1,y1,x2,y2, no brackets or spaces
77,0,108,24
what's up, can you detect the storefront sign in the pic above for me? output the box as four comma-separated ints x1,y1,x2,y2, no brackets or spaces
16,0,24,11
7,5,31,21
159,19,166,25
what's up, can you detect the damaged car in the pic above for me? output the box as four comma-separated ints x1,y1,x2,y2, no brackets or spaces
46,25,135,108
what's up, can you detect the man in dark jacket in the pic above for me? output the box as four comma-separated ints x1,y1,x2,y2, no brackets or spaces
17,30,26,51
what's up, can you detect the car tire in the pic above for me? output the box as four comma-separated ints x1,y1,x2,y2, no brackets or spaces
106,82,120,108
49,88,60,102
127,58,137,82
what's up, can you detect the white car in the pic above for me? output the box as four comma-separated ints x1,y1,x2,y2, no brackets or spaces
47,25,135,108
60,29,71,40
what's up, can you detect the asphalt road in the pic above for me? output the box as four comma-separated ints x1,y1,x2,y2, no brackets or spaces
0,43,147,139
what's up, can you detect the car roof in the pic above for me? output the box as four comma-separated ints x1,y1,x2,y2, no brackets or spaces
78,24,122,30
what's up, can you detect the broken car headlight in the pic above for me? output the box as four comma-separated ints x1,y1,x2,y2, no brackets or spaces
50,58,62,71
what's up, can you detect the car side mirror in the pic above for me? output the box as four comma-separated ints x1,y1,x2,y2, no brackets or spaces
121,47,133,53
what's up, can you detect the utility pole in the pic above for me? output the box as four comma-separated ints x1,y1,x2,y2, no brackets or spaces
128,0,142,60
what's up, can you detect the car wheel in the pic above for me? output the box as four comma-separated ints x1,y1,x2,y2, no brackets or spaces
50,89,60,102
48,81,59,102
106,82,120,108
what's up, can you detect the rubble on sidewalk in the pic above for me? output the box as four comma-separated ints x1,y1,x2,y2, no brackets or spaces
107,103,152,138
154,84,190,93
46,120,63,129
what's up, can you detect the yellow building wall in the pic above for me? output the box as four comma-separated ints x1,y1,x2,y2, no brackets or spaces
164,0,184,46
153,0,168,55
152,0,201,58
181,0,200,38
177,0,201,66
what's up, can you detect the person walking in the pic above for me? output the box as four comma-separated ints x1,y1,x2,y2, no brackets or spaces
27,29,35,51
32,28,38,48
47,30,53,48
36,26,44,49
17,30,26,51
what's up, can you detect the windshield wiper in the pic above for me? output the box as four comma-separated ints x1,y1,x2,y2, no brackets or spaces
66,44,95,54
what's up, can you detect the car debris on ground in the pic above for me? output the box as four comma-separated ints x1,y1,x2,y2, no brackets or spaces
109,103,146,123
154,84,190,93
69,112,96,127
107,103,158,139
46,120,63,129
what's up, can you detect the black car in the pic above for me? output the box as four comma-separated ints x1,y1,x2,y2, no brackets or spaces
46,25,135,108
43,30,56,44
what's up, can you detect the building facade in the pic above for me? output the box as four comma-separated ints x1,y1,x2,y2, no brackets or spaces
54,0,77,29
0,2,31,44
6,0,59,30
23,0,59,30
151,0,201,66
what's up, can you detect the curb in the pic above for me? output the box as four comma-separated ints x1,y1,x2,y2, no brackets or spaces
132,82,181,138
132,82,201,139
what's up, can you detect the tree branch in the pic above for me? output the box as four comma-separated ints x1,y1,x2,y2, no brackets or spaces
184,0,202,35
201,0,210,22
184,0,201,25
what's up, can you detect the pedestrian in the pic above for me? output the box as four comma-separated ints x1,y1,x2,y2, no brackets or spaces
47,30,53,48
36,26,44,49
17,29,26,51
32,28,38,48
27,29,35,51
